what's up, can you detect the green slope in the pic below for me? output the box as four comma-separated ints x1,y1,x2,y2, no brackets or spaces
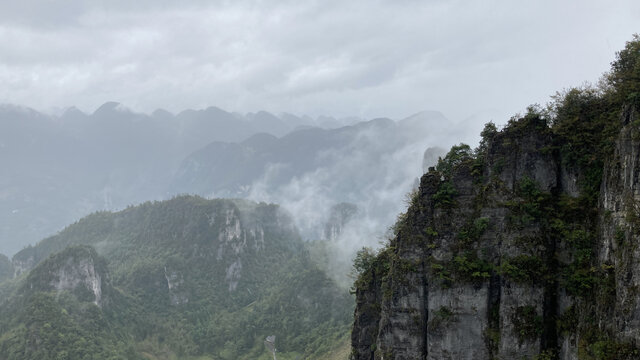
1,196,353,359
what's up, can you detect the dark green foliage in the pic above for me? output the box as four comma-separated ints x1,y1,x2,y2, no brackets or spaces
0,196,352,360
424,226,438,237
506,176,551,229
352,247,377,277
0,291,141,360
503,175,603,297
435,143,474,178
588,341,640,360
511,305,543,342
478,122,498,154
428,306,456,330
451,252,492,283
557,305,579,336
562,260,597,297
615,226,625,245
430,143,479,209
457,217,489,244
577,328,640,360
549,35,640,203
534,349,557,360
431,251,492,288
607,34,640,105
503,105,550,135
499,255,546,284
434,306,454,318
550,86,619,200
430,262,453,287
432,181,457,208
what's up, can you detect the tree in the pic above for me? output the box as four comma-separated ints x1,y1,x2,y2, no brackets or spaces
607,34,640,104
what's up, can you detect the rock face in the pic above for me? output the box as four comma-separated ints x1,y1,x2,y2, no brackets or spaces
599,105,640,343
422,146,446,173
351,108,640,359
164,266,188,305
23,245,108,306
0,196,353,360
323,202,358,241
0,254,12,282
12,254,34,278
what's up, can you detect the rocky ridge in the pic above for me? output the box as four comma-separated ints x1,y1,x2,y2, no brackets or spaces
351,105,640,359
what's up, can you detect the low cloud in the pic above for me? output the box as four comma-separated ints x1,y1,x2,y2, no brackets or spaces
0,0,638,123
247,114,460,285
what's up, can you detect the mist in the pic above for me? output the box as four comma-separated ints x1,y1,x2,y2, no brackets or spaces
244,112,480,286
0,102,485,259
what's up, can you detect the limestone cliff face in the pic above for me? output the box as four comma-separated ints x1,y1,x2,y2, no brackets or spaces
323,202,359,241
23,245,108,306
12,254,34,278
0,254,12,282
10,197,299,309
351,108,640,359
598,105,640,344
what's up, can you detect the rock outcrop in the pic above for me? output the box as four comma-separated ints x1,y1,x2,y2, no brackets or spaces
324,202,359,241
351,106,640,359
0,196,353,360
23,245,108,306
0,254,12,282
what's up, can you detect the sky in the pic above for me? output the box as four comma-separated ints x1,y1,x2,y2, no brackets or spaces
0,0,638,124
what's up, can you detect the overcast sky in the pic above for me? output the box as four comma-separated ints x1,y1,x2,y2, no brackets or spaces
0,0,637,124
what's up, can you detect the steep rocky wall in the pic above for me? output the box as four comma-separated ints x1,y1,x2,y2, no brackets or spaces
351,109,640,360
0,254,12,282
598,105,640,344
23,245,109,306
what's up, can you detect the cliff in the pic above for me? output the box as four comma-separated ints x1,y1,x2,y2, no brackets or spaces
351,35,640,360
351,105,640,359
0,254,12,282
21,245,109,306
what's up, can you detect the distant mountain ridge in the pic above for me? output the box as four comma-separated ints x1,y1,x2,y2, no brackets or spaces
170,113,452,249
0,103,461,257
0,102,370,255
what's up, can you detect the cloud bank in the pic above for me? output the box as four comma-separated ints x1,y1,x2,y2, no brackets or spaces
0,0,637,123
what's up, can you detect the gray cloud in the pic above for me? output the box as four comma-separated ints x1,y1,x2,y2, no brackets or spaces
0,0,638,123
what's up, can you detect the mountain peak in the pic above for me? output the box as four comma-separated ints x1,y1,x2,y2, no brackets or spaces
60,106,87,120
151,108,173,119
93,101,130,116
400,110,447,123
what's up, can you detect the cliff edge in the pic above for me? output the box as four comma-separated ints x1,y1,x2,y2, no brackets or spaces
351,35,640,360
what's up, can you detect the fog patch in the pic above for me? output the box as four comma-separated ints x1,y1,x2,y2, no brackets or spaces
247,113,462,286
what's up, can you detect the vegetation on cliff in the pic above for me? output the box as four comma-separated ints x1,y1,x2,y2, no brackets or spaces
351,34,640,360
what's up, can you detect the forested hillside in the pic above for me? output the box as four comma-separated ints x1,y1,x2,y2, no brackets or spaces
0,196,352,360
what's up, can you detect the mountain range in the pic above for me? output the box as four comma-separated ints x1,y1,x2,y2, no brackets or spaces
0,103,364,255
0,103,468,257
